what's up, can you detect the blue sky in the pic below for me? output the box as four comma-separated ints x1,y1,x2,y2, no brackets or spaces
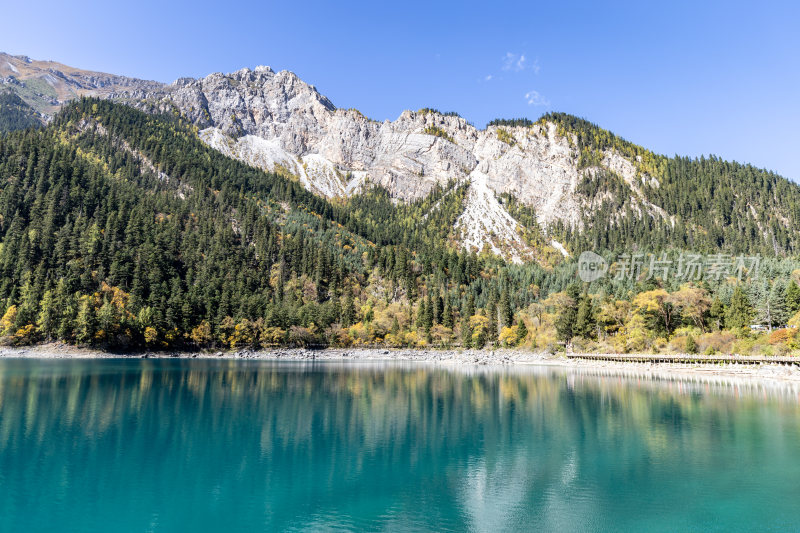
4,0,799,180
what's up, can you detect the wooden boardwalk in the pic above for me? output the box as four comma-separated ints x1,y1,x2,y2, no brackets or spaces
566,353,800,366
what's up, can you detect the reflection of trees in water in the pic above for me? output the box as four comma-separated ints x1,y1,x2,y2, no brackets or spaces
1,360,798,454
0,360,799,530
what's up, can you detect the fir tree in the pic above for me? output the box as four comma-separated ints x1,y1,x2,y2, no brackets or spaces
786,280,800,315
461,316,471,348
555,283,581,342
516,318,528,345
685,334,697,354
574,293,596,339
725,286,752,330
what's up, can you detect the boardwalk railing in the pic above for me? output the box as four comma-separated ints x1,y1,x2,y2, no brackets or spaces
566,353,800,366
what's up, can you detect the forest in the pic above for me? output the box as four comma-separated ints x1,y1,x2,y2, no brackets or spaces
0,91,42,133
0,98,799,355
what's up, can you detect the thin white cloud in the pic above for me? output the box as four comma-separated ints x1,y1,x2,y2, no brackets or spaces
503,52,518,71
502,52,537,73
525,90,550,106
485,74,493,81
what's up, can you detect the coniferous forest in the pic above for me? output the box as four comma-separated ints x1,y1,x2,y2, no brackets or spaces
1,98,800,355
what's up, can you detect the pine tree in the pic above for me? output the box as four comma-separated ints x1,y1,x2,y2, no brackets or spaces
423,293,434,331
36,289,58,341
432,289,442,325
499,290,513,328
75,295,97,344
786,280,800,314
516,318,528,345
442,296,454,328
556,283,581,342
686,334,697,354
464,293,475,320
461,316,471,348
725,286,751,330
487,299,497,344
765,283,789,329
709,298,725,331
341,291,355,327
574,293,596,339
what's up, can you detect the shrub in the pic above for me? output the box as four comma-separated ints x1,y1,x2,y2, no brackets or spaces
768,328,794,346
423,126,455,143
697,331,736,354
496,128,517,146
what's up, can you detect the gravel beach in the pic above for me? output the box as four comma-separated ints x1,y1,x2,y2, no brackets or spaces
2,343,800,384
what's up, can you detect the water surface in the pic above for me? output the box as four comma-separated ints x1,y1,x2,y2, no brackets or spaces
1,359,799,532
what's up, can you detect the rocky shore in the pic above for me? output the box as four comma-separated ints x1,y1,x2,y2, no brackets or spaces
1,343,800,383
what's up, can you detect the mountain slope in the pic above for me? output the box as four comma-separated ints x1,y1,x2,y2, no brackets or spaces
0,51,162,122
540,113,800,256
0,90,41,133
5,53,800,261
0,99,524,348
117,65,800,259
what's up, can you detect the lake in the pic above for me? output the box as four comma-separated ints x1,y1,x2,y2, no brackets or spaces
1,358,799,532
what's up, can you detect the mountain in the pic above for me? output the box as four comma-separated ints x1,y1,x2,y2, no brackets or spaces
114,66,605,262
1,57,800,353
0,52,162,121
0,99,520,349
3,53,800,263
113,65,800,261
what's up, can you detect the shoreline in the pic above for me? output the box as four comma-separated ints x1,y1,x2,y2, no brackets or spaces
2,343,800,384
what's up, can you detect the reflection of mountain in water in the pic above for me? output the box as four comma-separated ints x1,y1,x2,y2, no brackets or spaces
0,359,799,531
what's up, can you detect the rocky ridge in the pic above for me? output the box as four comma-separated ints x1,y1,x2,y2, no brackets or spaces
2,53,669,262
117,65,671,262
0,52,163,118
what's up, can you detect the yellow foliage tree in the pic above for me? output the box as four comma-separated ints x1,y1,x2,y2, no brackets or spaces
190,321,212,346
633,289,674,333
0,305,18,337
499,325,518,347
144,327,158,345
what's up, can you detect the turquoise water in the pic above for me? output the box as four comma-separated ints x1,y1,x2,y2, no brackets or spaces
1,360,800,532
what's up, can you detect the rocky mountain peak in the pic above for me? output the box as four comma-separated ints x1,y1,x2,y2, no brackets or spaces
0,53,669,263
129,64,666,262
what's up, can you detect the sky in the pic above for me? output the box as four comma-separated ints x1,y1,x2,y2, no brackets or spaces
3,0,799,180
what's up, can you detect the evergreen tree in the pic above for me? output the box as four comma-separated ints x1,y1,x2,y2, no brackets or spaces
487,299,498,344
708,298,725,331
461,316,472,348
516,318,528,345
574,293,596,339
341,291,356,327
786,280,800,315
424,293,434,330
725,286,752,330
442,296,454,328
499,290,513,328
36,289,58,341
686,334,697,354
75,295,97,345
555,283,581,342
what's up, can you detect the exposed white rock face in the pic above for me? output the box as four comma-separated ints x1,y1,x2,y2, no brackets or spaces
470,123,584,228
119,65,661,261
455,172,533,264
550,240,569,257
